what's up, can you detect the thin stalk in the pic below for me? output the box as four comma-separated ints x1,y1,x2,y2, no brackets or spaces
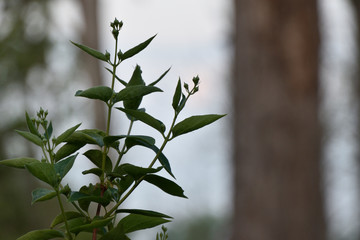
114,119,134,168
56,190,73,240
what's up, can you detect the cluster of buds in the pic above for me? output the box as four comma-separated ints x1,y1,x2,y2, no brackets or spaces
32,107,48,130
110,18,123,40
184,75,200,95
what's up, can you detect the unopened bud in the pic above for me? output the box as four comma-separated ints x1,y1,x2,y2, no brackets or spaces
192,75,200,85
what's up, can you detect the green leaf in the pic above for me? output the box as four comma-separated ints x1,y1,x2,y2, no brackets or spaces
25,112,40,137
124,137,174,178
75,86,113,103
103,135,127,147
44,121,53,140
99,224,129,240
149,67,171,86
70,217,114,234
117,108,166,133
120,35,156,61
172,79,182,111
25,162,58,187
116,209,172,219
114,85,162,104
54,143,85,162
54,154,78,179
125,135,156,149
172,114,226,138
17,229,64,240
144,174,187,198
0,157,38,169
83,150,112,172
54,123,81,145
50,211,84,228
71,41,108,61
119,163,162,180
82,168,103,177
15,130,43,147
118,214,170,234
31,188,57,204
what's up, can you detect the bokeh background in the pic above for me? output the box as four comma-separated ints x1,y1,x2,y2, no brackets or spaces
0,0,359,239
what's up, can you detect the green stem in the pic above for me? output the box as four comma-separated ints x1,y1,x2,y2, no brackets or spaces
114,119,134,168
56,190,73,240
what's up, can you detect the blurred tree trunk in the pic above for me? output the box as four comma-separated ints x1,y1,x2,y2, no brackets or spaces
231,1,326,239
79,0,106,130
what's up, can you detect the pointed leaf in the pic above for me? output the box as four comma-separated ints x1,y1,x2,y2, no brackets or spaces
172,114,226,138
54,123,81,145
70,217,114,234
120,163,162,180
44,121,53,140
75,86,113,103
120,35,156,61
54,154,78,179
0,157,38,169
116,209,172,219
71,41,108,61
125,135,156,149
15,130,43,147
172,79,182,111
31,188,57,204
117,108,166,133
144,174,186,198
103,135,127,147
82,168,103,177
99,224,130,240
124,137,174,178
149,67,171,86
118,214,170,234
114,85,162,104
25,112,40,137
54,143,85,162
50,211,84,228
25,162,58,187
17,229,64,240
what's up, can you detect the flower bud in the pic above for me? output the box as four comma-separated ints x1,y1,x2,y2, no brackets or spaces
105,51,111,61
192,75,200,85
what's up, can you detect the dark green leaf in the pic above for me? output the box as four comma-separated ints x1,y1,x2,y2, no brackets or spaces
144,174,186,198
119,214,170,234
75,86,113,103
116,209,172,219
25,162,58,187
25,112,40,137
44,121,53,140
149,67,171,86
172,114,226,138
172,79,182,111
68,191,111,208
103,135,127,147
54,143,85,162
82,168,103,177
71,41,108,61
124,137,174,178
99,223,129,240
120,35,156,61
0,157,38,169
70,217,113,234
54,154,78,179
125,135,156,149
17,229,64,240
50,211,84,228
83,150,112,172
54,123,81,145
120,163,162,180
114,85,162,104
117,108,166,133
31,188,57,204
15,130,43,147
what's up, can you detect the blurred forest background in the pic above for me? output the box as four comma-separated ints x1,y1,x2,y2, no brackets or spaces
0,0,360,240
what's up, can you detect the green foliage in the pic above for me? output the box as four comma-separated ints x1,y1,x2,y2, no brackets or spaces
0,18,225,240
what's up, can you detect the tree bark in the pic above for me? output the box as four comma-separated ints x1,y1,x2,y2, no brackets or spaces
79,0,106,130
231,1,326,239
